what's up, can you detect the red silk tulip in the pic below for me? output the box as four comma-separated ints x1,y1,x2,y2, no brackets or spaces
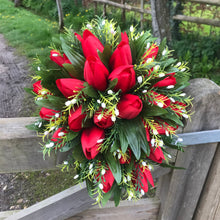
108,65,136,93
119,149,132,164
39,107,60,121
147,91,171,108
170,101,187,116
133,165,154,193
75,29,104,59
50,50,71,67
81,126,105,159
93,108,114,129
100,168,115,193
117,94,143,119
148,146,165,163
84,56,109,91
153,73,176,88
33,80,43,95
56,78,85,99
109,32,132,69
68,106,86,132
143,44,159,63
142,120,151,142
51,127,68,149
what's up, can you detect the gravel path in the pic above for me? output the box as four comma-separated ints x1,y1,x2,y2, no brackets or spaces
0,34,35,211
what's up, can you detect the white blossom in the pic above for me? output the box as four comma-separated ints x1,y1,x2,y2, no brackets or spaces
167,85,174,89
127,175,131,181
107,90,113,95
141,189,145,196
180,93,186,97
151,139,155,146
146,42,150,49
55,113,60,118
148,165,152,170
146,58,153,63
97,139,104,144
99,183,104,190
58,132,65,137
97,114,102,121
153,129,158,135
137,76,143,84
86,24,92,29
89,163,93,170
71,99,77,104
118,153,122,159
97,99,101,104
142,161,147,167
63,161,68,165
44,131,49,136
65,100,72,106
101,103,106,108
111,115,116,122
74,174,79,179
170,97,175,103
181,68,186,72
101,169,106,175
182,114,189,119
159,73,165,78
167,154,172,159
162,49,167,56
45,142,54,148
142,90,147,94
130,25,134,32
158,140,164,146
154,65,160,71
115,108,119,116
37,66,41,71
165,130,169,137
38,122,42,128
157,102,164,108
176,62,181,67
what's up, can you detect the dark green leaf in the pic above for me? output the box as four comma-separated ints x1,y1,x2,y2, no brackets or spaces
156,38,167,60
161,112,184,127
113,184,121,207
119,132,128,154
62,63,84,80
59,143,73,152
142,104,168,117
104,152,122,184
159,162,185,170
82,83,98,98
47,95,66,108
86,179,95,197
98,45,112,69
108,78,118,90
65,131,79,142
102,183,115,206
35,99,62,111
24,87,35,95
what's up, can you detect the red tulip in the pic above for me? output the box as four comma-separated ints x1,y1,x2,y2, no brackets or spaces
39,107,60,121
108,65,136,93
109,32,132,69
51,127,68,148
170,101,187,116
56,78,85,99
50,50,71,67
119,149,132,164
75,29,104,59
81,126,105,159
84,56,109,91
153,73,176,88
101,168,115,193
148,146,165,163
33,81,43,95
147,91,171,108
117,94,143,119
68,106,86,132
142,44,159,63
142,120,151,142
93,108,114,129
133,164,154,193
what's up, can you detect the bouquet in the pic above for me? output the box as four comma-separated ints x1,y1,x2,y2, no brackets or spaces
28,18,191,206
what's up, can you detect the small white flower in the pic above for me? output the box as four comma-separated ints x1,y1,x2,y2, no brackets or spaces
182,109,186,113
99,183,104,190
142,161,147,167
127,175,131,181
137,76,143,84
86,24,92,29
97,99,101,104
182,114,189,119
167,85,174,89
41,91,47,95
170,97,175,103
107,89,113,95
50,126,56,130
180,93,186,97
148,165,152,170
167,154,172,159
97,139,104,144
123,176,127,183
128,196,132,201
102,20,105,25
141,189,145,196
130,25,134,32
165,130,169,137
178,138,183,142
89,169,93,174
58,132,65,137
158,140,164,146
63,161,68,165
113,151,117,156
38,122,42,128
153,129,158,135
146,58,153,63
89,163,93,170
159,73,165,78
146,42,151,49
101,103,106,108
52,54,58,57
111,115,116,122
65,100,72,106
154,65,160,71
74,174,79,179
55,113,60,118
115,108,119,116
116,149,120,152
135,36,139,40
157,102,164,108
101,169,106,175
97,114,102,121
44,131,49,136
37,97,43,101
45,142,54,148
162,49,167,56
151,139,155,146
37,66,41,71
181,68,186,72
176,62,181,67
110,28,116,35
118,153,122,159
141,31,144,36
129,192,134,197
71,99,77,104
142,90,147,94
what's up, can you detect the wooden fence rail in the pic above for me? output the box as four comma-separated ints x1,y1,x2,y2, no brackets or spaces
0,78,220,220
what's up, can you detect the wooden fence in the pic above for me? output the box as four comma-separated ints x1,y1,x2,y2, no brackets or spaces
93,0,220,28
0,78,220,220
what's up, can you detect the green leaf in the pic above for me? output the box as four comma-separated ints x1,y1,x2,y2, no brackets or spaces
104,152,122,184
82,82,98,98
47,95,66,108
35,99,61,111
161,112,184,127
113,184,121,207
59,143,73,152
24,87,35,95
86,179,95,198
119,132,128,154
159,162,185,170
62,63,84,80
98,45,112,69
156,38,167,60
142,104,168,117
108,78,118,90
102,183,115,206
65,131,79,142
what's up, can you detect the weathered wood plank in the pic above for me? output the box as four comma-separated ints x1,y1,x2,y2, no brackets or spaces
5,183,94,220
194,143,220,220
93,0,151,14
159,78,220,220
0,210,20,220
177,129,220,145
68,198,160,220
173,14,220,27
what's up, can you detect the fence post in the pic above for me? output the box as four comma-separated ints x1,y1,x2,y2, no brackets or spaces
121,0,126,22
140,0,144,29
158,78,220,220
